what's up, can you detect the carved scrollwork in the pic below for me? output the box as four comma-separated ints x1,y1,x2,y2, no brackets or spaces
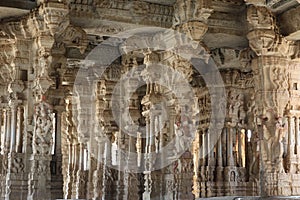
10,156,25,174
0,31,17,83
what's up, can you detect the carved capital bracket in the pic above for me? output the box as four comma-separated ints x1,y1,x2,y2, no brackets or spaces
246,5,298,58
54,25,88,54
173,0,213,41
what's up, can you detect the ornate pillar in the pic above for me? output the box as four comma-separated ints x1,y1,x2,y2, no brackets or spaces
92,140,104,199
15,106,23,153
1,109,6,155
9,102,17,153
75,142,87,199
27,102,55,200
5,109,11,154
288,116,295,158
227,126,234,166
246,4,297,196
70,142,79,198
102,139,114,199
295,117,300,155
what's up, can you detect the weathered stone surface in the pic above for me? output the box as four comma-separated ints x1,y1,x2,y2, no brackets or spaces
0,0,299,200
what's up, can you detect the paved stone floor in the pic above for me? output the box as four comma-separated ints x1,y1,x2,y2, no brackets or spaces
198,197,300,200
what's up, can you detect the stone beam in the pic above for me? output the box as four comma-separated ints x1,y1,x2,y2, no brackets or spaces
0,0,36,10
278,5,300,40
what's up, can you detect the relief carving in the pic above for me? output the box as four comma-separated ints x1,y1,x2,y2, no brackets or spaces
32,102,54,155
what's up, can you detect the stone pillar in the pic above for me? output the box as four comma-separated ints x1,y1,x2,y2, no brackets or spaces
217,131,223,167
102,140,113,199
51,107,64,199
0,109,5,155
295,117,300,155
71,143,79,198
93,142,104,199
288,116,295,157
5,108,11,153
65,141,73,199
227,126,234,166
9,103,17,153
28,102,55,200
75,142,86,199
15,106,23,153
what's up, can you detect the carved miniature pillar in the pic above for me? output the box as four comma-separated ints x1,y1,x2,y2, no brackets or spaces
227,126,234,166
5,108,11,153
9,104,17,153
0,108,2,153
0,109,5,155
65,141,73,199
202,132,207,166
93,141,104,199
143,114,152,199
295,117,300,155
55,108,63,156
71,143,79,198
75,142,86,199
102,140,112,199
288,116,295,157
216,128,224,185
15,106,23,153
217,132,223,167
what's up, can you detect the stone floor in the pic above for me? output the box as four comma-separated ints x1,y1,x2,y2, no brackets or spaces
198,197,300,200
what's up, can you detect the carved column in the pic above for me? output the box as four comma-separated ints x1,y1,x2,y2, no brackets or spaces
288,116,295,158
15,106,23,153
75,142,87,199
9,102,17,153
102,139,114,199
227,126,234,166
51,107,64,199
70,142,79,198
28,102,55,200
5,109,11,154
246,4,297,196
93,140,104,200
1,109,6,155
296,117,300,155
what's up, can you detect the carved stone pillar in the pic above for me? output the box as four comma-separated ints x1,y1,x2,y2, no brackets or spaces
5,108,11,153
102,140,115,200
295,117,300,155
227,126,234,166
71,143,79,199
246,4,296,196
9,103,17,153
28,102,55,200
216,128,224,184
1,109,6,155
92,141,104,199
288,116,295,159
75,143,87,199
15,106,23,153
51,107,64,199
65,140,73,199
